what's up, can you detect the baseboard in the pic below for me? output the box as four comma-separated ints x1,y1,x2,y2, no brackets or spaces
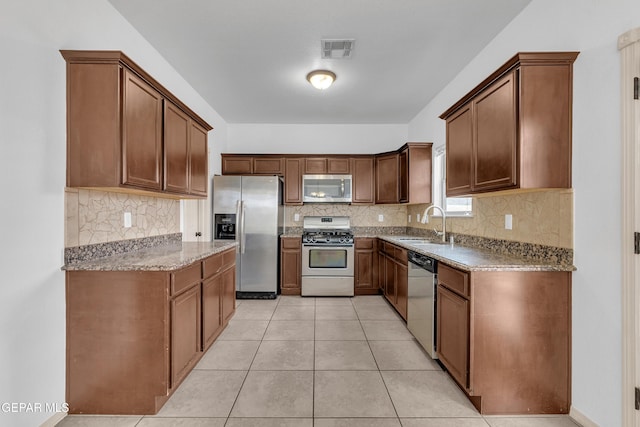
39,411,66,427
570,406,600,427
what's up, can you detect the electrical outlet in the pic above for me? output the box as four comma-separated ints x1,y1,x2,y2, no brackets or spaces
378,214,384,222
417,213,421,222
294,213,300,222
408,214,411,223
124,212,132,228
505,214,513,230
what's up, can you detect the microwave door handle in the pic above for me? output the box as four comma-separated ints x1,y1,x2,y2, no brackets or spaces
340,179,344,197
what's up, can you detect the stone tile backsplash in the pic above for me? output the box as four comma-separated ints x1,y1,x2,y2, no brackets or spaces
65,188,180,247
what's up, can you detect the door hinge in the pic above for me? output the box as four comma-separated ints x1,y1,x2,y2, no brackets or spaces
635,386,640,410
635,77,639,100
635,232,640,254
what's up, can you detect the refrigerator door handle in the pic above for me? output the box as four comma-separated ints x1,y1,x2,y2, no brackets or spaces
240,201,247,254
235,200,242,251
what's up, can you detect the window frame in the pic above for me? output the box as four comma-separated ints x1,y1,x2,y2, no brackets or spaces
432,146,473,217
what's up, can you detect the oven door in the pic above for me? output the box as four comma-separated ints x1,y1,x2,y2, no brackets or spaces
302,245,354,277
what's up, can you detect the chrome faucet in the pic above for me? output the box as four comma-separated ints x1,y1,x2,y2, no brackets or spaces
421,205,447,243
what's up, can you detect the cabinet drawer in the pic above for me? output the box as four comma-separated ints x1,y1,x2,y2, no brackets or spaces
171,262,202,296
355,238,374,250
222,248,236,266
281,237,301,249
203,253,223,279
394,247,407,264
438,263,470,298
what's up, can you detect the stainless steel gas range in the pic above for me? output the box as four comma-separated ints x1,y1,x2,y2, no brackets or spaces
301,216,354,297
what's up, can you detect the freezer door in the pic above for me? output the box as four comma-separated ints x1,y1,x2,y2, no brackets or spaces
213,176,241,214
239,176,281,293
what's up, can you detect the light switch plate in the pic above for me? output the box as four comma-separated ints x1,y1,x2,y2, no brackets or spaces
124,212,132,228
294,213,300,222
408,214,411,223
378,214,384,222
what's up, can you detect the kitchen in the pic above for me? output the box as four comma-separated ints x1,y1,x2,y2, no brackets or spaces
1,1,637,427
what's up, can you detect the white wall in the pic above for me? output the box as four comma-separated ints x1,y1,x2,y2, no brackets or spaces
408,1,639,425
228,123,408,154
0,1,227,425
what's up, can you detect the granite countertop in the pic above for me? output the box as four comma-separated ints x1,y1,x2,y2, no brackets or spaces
63,241,238,272
378,235,575,272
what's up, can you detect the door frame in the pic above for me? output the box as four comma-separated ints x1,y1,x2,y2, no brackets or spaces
619,26,640,427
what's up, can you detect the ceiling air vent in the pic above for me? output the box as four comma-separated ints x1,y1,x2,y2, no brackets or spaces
321,39,355,59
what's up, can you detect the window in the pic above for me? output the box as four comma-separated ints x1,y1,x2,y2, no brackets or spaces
432,147,473,216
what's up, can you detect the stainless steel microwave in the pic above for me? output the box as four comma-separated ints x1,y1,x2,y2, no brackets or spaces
302,174,352,203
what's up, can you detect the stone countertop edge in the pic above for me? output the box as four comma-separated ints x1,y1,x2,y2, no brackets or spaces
378,235,576,273
62,241,238,272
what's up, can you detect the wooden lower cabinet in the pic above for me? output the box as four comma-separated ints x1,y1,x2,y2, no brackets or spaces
436,262,571,415
377,240,408,320
65,247,236,415
280,236,302,295
354,237,378,295
437,284,470,388
171,284,201,387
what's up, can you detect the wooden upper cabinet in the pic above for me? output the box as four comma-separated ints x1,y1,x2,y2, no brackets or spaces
351,156,374,205
375,152,399,204
164,101,190,194
221,155,284,175
304,158,327,174
473,71,517,192
398,143,432,204
446,105,473,196
189,122,208,196
122,69,163,190
221,155,253,175
61,50,212,198
441,52,578,196
253,157,284,175
328,157,351,174
284,158,303,205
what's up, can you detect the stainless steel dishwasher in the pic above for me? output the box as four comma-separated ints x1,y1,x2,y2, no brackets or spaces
407,250,438,359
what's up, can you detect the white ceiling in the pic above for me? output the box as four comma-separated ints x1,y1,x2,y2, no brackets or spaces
107,0,531,124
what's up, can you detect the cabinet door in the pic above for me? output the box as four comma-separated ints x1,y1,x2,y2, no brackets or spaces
280,237,301,295
395,261,408,320
222,155,252,174
284,159,303,205
355,238,377,294
253,157,284,175
398,149,409,203
437,285,469,389
170,284,202,387
164,102,190,194
351,157,374,204
384,254,396,304
377,250,386,292
221,266,236,324
327,158,351,174
304,158,327,174
375,153,399,204
473,71,517,192
202,275,222,349
122,69,163,190
189,122,208,196
446,104,473,196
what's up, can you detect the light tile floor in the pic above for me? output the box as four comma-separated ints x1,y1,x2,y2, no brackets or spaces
57,295,581,427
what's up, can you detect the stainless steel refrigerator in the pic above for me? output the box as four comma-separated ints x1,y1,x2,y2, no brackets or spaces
212,175,283,299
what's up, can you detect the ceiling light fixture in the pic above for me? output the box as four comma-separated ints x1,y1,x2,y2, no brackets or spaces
306,70,336,90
